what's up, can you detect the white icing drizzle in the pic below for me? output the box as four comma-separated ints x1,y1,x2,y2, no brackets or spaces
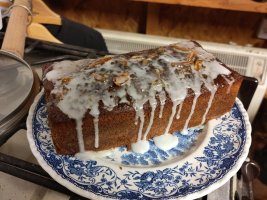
142,92,157,140
164,101,179,135
75,149,114,160
131,140,150,154
159,105,164,118
202,60,230,79
134,113,138,125
183,93,200,130
201,86,217,125
45,60,86,82
158,90,166,118
93,117,99,148
180,128,189,135
143,105,156,140
222,75,235,94
176,101,183,119
136,109,145,141
46,41,232,153
153,133,178,151
134,94,157,153
75,119,85,152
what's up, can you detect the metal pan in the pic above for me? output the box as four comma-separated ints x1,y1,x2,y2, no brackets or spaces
0,0,40,136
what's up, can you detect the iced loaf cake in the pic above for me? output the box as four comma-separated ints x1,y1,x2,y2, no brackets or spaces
43,41,243,155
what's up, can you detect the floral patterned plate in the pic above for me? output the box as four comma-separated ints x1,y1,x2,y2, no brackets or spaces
27,91,251,200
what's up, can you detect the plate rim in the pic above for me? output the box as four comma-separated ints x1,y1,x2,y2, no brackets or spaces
27,90,251,200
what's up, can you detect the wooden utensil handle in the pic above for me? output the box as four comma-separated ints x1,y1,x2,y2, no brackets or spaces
1,0,31,58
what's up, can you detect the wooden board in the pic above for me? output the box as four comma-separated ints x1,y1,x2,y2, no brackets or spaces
44,0,265,46
146,4,265,46
134,0,267,13
45,0,146,33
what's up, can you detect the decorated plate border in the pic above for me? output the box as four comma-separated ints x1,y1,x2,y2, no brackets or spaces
27,90,251,200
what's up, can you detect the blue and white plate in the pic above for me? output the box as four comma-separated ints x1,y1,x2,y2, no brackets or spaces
27,91,251,200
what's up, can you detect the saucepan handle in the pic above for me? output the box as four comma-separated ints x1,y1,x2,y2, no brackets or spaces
1,0,31,58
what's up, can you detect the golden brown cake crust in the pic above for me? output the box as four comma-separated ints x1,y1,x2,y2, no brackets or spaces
43,41,243,155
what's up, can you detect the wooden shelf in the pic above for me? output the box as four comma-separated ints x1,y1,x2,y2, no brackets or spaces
44,0,266,46
134,0,267,13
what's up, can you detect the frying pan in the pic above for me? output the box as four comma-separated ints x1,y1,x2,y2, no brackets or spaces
0,0,40,135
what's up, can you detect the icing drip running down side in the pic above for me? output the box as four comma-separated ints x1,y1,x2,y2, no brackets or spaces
222,75,235,94
46,41,232,153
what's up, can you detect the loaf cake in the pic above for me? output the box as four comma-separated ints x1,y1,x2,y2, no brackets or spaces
43,41,243,155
